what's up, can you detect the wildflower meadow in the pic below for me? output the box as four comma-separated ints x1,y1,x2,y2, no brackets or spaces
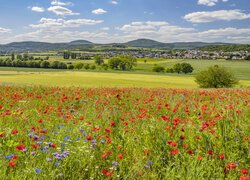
0,86,249,179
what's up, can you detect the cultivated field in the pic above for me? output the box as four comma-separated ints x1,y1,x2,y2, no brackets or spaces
0,58,250,88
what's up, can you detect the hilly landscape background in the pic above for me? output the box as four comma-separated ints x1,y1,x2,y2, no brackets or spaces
0,39,234,53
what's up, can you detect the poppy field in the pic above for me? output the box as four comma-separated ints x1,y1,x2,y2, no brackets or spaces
0,85,249,179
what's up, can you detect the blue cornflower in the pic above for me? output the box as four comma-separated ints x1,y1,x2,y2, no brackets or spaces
35,168,41,173
5,154,14,159
148,161,153,165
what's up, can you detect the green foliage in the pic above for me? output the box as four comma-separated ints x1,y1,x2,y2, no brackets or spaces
84,64,90,70
195,65,239,88
94,55,104,65
166,68,174,73
63,51,71,59
173,63,193,74
173,63,182,74
11,53,15,61
74,63,84,70
181,63,194,74
40,61,50,68
90,65,96,70
108,55,137,71
67,64,74,70
200,44,250,51
152,65,165,72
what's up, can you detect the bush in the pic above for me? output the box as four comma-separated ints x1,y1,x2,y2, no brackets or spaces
181,63,193,74
90,65,96,70
67,64,74,70
195,65,238,88
166,68,174,73
173,63,182,74
74,63,84,70
152,66,165,72
94,55,104,65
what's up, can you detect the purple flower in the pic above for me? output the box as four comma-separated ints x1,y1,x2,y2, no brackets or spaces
35,168,41,173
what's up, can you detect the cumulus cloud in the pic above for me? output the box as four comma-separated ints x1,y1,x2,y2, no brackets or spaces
31,6,45,13
48,6,79,16
110,0,118,5
13,29,108,43
198,0,228,6
0,27,11,33
30,18,103,29
51,0,73,6
184,10,250,23
92,8,107,15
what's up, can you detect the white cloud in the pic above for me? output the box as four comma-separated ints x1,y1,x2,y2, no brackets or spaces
51,0,73,6
48,6,79,16
30,18,103,29
12,29,108,43
0,27,11,33
92,8,107,15
198,0,218,6
110,0,118,5
184,10,250,23
31,6,45,13
101,27,110,31
198,0,228,6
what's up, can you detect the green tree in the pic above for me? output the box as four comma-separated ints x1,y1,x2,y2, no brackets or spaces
195,65,238,88
181,63,194,74
63,51,71,59
108,55,137,71
74,63,84,70
94,55,104,65
152,66,165,72
11,53,15,61
40,61,50,68
17,54,22,60
173,63,182,74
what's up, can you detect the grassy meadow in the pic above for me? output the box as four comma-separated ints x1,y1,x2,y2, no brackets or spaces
0,57,250,88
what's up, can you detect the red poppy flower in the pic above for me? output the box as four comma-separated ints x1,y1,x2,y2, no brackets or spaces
16,144,26,151
8,161,16,168
218,154,225,160
241,169,248,175
239,176,249,180
207,150,213,155
170,149,179,155
118,154,123,160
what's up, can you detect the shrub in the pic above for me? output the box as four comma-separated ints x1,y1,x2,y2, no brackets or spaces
67,64,74,70
74,63,84,70
94,55,104,65
195,65,238,88
90,65,96,70
166,68,174,73
152,66,165,72
173,63,182,74
181,63,194,74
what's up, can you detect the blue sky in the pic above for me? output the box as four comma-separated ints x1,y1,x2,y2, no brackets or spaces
0,0,250,43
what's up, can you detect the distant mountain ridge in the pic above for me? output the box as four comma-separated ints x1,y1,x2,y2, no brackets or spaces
0,39,239,53
125,39,232,49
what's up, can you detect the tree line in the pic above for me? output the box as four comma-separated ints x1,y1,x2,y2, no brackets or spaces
153,63,194,74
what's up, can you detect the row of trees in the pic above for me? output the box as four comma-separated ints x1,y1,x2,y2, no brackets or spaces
153,63,194,74
0,59,104,70
108,55,137,71
0,59,67,69
9,53,49,61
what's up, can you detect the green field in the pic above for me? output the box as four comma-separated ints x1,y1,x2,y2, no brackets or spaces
0,58,249,88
